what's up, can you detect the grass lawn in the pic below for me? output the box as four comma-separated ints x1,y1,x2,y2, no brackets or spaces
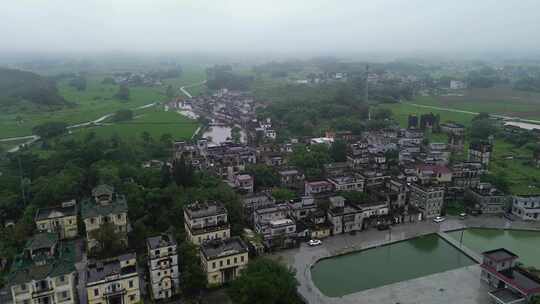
413,88,540,120
0,76,166,138
378,102,476,127
162,66,207,96
70,107,199,141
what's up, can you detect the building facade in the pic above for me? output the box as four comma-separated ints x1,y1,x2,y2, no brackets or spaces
35,200,78,240
86,253,141,304
9,233,77,304
81,185,129,251
408,183,445,219
200,237,249,286
147,234,180,300
511,195,540,221
184,201,230,245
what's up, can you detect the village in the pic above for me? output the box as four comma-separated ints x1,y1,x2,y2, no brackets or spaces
3,84,540,304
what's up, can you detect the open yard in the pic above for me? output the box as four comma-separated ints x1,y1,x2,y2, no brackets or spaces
414,88,540,120
378,102,476,127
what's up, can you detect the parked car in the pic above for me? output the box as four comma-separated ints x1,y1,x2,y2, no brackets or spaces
433,216,446,223
308,239,322,246
459,213,467,220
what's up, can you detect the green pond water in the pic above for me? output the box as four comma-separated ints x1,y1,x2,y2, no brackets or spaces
447,228,540,268
310,234,475,297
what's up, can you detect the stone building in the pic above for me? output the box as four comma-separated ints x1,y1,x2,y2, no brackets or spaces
469,141,493,168
511,195,540,221
465,183,510,214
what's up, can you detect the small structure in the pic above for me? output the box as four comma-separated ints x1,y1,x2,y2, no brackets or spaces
200,237,249,286
480,248,540,304
86,253,141,304
184,201,230,245
234,174,254,193
305,180,333,196
327,176,365,192
326,196,363,235
147,234,180,300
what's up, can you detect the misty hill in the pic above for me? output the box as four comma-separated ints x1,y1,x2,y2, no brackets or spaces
0,67,67,109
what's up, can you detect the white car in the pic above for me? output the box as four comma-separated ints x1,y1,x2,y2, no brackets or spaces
308,239,322,246
433,216,446,223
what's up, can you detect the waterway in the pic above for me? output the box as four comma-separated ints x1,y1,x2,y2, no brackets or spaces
447,228,540,268
310,234,475,297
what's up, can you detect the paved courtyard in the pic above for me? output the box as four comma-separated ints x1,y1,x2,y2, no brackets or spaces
270,215,540,304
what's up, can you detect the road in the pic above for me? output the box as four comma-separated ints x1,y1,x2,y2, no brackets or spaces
180,80,207,98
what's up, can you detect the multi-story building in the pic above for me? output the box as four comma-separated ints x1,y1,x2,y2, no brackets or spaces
200,237,249,286
147,234,180,300
327,196,364,235
511,195,540,221
184,201,230,245
35,200,78,240
9,233,77,304
86,253,141,304
415,164,452,184
327,176,365,192
451,162,485,189
81,185,129,251
465,183,510,214
288,196,317,220
408,183,445,219
480,248,540,303
469,141,493,168
253,203,297,249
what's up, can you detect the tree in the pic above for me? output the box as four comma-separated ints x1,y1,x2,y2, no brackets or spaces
141,131,151,143
166,85,175,98
481,173,510,193
89,222,126,258
113,109,133,122
69,75,87,91
32,121,68,138
115,84,130,101
329,140,347,162
271,188,295,202
228,258,300,304
245,164,279,190
470,118,498,140
173,155,194,187
179,242,207,297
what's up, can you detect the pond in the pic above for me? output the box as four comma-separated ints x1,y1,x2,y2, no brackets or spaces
202,125,246,145
447,228,540,268
310,234,475,297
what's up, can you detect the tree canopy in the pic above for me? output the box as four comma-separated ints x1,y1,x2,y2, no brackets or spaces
228,258,300,304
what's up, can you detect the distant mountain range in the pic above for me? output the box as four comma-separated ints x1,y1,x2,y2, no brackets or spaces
0,67,67,108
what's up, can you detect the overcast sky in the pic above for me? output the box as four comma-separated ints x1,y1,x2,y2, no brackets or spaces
2,0,540,56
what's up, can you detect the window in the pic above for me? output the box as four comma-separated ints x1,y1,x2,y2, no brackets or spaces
220,261,223,267
90,218,95,224
94,289,99,296
227,259,230,265
157,272,161,276
241,256,244,262
168,247,172,252
234,257,237,264
20,284,26,290
129,295,136,302
129,280,133,288
117,214,122,220
59,275,65,282
212,262,216,269
61,291,68,299
155,249,160,255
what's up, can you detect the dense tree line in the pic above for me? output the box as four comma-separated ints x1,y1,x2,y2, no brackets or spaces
206,65,254,91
